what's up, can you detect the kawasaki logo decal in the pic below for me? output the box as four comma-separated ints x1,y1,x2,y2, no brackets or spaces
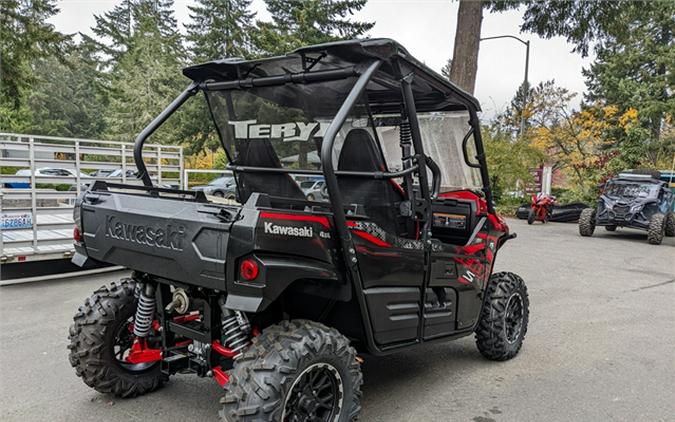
263,222,313,238
105,215,186,251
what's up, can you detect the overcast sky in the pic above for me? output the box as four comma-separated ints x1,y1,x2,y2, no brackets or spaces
48,0,594,120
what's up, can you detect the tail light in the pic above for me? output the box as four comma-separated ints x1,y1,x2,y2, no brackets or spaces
240,259,259,281
73,194,83,244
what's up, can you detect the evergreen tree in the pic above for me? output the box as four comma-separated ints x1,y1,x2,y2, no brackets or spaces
441,58,453,80
582,2,674,165
103,1,186,143
28,41,108,138
257,0,373,54
0,0,68,130
88,0,182,67
186,0,256,61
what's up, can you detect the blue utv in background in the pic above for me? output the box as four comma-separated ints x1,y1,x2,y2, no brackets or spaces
579,170,675,244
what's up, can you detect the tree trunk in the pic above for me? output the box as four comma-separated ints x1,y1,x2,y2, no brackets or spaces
449,0,483,94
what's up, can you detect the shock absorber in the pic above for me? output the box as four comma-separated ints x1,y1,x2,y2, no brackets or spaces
218,298,251,356
133,283,156,338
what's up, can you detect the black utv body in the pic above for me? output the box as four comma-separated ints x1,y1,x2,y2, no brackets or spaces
579,171,675,244
68,39,529,421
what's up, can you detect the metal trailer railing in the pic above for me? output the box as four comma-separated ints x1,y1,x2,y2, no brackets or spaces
0,133,184,265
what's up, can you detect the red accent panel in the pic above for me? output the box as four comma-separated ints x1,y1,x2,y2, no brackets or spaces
438,190,487,215
212,367,230,387
260,211,330,229
212,340,238,358
174,339,193,347
389,179,406,198
487,213,508,234
126,339,162,364
73,226,82,242
172,312,201,323
252,327,261,337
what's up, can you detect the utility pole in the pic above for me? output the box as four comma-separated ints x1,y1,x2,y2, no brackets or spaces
480,35,530,138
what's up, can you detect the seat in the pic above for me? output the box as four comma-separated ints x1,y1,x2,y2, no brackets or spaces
337,129,407,236
235,139,305,203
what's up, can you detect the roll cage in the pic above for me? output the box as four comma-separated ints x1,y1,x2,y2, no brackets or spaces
132,38,493,253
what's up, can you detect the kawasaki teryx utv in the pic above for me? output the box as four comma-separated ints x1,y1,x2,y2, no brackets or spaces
579,171,675,244
68,39,529,421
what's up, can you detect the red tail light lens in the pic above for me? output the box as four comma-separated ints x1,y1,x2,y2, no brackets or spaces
240,259,259,281
73,226,82,243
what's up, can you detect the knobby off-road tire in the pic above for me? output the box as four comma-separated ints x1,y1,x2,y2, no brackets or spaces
665,212,675,237
527,208,535,225
476,272,529,361
220,320,362,422
578,208,596,237
605,225,617,232
68,279,166,398
647,213,666,245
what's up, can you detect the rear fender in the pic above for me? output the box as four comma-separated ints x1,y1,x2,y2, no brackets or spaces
224,255,348,312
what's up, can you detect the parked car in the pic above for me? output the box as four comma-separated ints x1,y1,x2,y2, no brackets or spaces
4,167,91,188
89,169,116,178
191,175,237,199
299,179,326,201
107,169,139,179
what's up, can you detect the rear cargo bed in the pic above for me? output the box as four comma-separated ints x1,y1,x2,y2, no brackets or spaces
77,184,239,289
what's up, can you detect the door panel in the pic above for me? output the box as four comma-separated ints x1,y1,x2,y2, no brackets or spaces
363,287,420,345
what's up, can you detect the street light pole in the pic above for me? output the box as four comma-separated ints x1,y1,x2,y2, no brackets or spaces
480,35,530,138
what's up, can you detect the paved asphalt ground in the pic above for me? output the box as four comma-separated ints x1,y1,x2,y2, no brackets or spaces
1,219,673,422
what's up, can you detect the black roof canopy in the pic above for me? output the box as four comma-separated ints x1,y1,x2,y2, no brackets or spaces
183,38,481,114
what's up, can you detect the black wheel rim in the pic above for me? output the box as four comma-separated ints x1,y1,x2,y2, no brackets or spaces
112,315,158,372
282,363,343,422
504,293,524,344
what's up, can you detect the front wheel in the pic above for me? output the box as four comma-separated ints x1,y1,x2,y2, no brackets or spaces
665,212,675,237
67,279,166,398
475,272,529,361
220,320,362,421
647,213,665,245
527,208,536,225
578,208,596,236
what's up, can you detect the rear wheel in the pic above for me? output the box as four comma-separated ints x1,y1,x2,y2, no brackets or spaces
647,213,665,245
67,279,166,398
605,225,617,232
307,193,315,201
527,208,535,225
578,208,596,236
213,191,225,198
475,272,529,361
220,320,362,421
665,212,675,237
